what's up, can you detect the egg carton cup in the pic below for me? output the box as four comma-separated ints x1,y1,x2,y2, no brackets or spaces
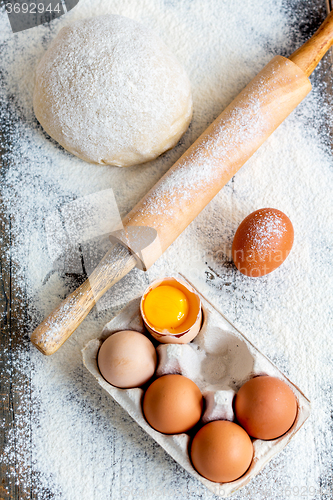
82,275,311,497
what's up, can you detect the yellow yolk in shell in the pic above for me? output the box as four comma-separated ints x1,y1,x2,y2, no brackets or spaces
143,285,189,330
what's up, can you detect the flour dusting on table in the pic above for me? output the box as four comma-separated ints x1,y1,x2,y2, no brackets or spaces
0,0,333,499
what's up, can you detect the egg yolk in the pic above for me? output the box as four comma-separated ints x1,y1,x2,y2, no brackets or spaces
143,285,189,330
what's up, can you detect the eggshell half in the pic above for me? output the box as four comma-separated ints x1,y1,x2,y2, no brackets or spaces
140,276,202,344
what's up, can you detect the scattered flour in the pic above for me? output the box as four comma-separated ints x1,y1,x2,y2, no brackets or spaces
1,0,333,499
33,14,193,166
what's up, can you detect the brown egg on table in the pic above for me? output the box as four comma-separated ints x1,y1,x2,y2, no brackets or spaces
142,374,203,434
97,330,157,389
232,208,294,277
140,276,202,344
190,420,253,483
234,375,298,440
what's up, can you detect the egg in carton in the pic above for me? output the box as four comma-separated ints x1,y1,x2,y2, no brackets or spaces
82,274,310,497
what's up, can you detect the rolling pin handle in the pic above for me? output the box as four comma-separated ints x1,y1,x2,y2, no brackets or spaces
289,9,333,76
30,243,137,355
30,9,333,355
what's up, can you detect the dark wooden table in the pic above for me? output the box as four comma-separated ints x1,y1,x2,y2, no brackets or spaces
1,1,332,498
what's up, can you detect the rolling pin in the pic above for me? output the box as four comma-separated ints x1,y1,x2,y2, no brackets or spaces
31,10,333,355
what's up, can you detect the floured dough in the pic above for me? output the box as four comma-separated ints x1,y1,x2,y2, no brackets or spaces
33,15,193,167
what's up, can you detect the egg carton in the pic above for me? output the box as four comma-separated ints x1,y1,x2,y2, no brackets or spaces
82,275,311,497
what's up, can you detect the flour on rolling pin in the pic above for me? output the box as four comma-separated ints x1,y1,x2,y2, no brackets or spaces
116,57,311,270
31,31,317,351
1,1,333,498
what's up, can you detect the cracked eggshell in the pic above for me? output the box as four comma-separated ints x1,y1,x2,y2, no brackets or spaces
82,275,311,497
140,276,202,344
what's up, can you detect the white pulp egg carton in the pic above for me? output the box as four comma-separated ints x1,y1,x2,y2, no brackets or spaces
82,275,310,497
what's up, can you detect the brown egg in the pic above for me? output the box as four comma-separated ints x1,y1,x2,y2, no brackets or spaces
190,420,253,483
143,374,203,434
235,376,297,440
97,330,157,389
232,208,294,277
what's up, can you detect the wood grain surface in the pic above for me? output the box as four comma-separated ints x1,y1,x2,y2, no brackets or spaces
0,1,331,498
0,130,31,498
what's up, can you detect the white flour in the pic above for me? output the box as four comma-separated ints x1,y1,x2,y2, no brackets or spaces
33,14,193,166
1,0,333,499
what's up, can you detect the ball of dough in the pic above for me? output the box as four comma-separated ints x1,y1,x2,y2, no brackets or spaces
33,15,193,167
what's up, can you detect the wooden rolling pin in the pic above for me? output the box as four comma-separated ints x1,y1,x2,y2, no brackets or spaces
31,10,333,355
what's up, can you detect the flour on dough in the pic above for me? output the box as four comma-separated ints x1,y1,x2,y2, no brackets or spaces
33,15,193,167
